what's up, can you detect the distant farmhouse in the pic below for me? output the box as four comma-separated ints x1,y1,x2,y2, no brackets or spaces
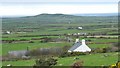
77,27,83,30
2,31,11,34
68,39,91,52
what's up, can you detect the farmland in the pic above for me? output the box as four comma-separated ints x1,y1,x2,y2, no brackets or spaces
2,52,118,66
2,37,118,56
1,14,119,67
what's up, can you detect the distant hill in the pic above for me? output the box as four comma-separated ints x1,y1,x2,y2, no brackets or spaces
2,13,118,31
2,13,117,24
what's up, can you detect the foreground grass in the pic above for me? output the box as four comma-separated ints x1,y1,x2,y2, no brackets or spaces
2,59,35,66
57,52,118,66
2,52,118,66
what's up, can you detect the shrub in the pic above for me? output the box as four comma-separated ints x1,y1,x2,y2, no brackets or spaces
92,48,104,53
33,57,57,68
59,52,70,58
59,52,87,58
8,40,13,43
29,41,34,43
19,39,27,41
70,52,86,56
72,60,84,68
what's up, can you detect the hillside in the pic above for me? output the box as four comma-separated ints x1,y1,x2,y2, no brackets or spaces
1,13,118,67
2,14,118,32
2,14,117,24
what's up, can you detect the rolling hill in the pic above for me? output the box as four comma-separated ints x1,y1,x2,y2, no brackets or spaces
2,14,118,31
2,13,117,24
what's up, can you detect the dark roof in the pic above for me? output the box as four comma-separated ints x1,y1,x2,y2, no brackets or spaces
68,42,81,51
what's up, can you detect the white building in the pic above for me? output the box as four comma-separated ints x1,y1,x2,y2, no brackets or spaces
6,31,11,34
68,39,91,52
78,27,83,30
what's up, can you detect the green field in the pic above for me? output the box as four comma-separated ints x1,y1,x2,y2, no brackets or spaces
2,37,117,55
2,42,71,55
1,14,118,66
57,52,118,66
2,52,118,66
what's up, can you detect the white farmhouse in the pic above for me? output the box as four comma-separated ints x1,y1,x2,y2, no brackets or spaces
68,39,91,52
78,27,83,30
6,31,11,34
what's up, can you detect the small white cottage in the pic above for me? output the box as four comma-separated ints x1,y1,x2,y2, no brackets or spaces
68,39,91,52
78,27,83,30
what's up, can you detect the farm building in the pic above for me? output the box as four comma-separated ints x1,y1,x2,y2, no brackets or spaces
2,31,11,34
68,39,91,52
77,27,83,30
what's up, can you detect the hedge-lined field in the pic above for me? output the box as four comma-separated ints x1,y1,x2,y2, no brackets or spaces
2,52,118,66
2,42,72,55
2,15,118,67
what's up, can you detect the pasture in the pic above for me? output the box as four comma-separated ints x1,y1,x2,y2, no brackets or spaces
2,52,118,66
2,37,118,55
1,15,118,66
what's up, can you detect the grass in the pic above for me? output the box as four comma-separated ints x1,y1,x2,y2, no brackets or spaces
2,37,118,55
1,21,118,67
2,35,63,41
91,38,118,43
2,23,118,37
56,52,118,66
88,44,111,48
2,42,72,55
2,59,35,66
2,52,118,66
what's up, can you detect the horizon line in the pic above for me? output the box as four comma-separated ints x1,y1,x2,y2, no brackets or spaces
1,2,118,5
1,13,118,17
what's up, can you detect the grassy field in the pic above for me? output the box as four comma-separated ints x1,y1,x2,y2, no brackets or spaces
1,15,118,67
2,59,35,66
57,52,118,66
2,37,117,55
2,52,118,66
2,42,72,55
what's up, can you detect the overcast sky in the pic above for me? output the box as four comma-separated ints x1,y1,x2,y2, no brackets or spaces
1,0,119,2
0,0,119,16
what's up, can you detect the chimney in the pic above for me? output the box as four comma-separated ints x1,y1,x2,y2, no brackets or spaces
75,39,79,43
82,39,86,45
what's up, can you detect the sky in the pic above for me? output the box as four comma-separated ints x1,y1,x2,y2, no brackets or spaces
0,0,119,16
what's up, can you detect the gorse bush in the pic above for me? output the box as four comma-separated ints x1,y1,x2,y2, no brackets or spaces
33,57,57,68
59,52,88,58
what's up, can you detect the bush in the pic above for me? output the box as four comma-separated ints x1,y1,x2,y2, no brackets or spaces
92,48,105,53
72,60,84,68
33,57,57,68
70,52,86,56
59,52,87,58
29,41,34,43
59,52,70,58
19,39,27,41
